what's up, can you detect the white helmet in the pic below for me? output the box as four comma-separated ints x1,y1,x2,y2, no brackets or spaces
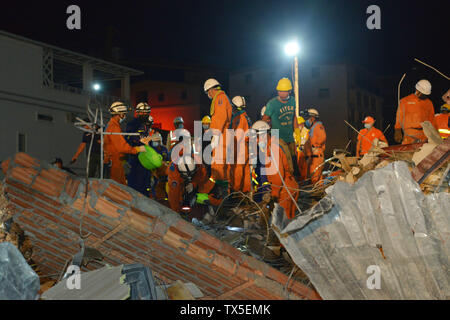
174,116,184,124
204,78,221,92
136,102,151,113
232,96,246,108
252,120,271,134
261,106,266,117
415,79,431,95
177,156,197,178
109,101,128,114
308,108,319,118
151,132,162,142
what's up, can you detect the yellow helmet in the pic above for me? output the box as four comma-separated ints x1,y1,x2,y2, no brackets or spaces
276,78,293,91
441,104,450,112
201,115,211,124
297,116,305,124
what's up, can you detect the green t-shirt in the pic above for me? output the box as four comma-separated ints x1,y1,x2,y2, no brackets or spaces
264,96,295,143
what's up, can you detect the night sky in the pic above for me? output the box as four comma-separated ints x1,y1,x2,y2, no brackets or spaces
1,0,448,76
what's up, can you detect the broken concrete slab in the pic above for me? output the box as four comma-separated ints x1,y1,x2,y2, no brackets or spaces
272,161,450,299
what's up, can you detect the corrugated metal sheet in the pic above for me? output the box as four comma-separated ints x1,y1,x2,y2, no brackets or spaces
272,161,450,300
42,265,130,300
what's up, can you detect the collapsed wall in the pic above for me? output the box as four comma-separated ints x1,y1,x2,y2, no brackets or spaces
1,152,320,300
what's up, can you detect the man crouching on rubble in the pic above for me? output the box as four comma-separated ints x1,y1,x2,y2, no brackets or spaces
165,155,221,220
251,121,299,219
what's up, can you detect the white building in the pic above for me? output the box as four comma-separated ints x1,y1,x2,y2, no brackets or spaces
0,31,143,173
229,63,384,157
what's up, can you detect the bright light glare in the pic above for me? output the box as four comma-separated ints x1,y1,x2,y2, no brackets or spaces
284,41,300,56
93,83,101,91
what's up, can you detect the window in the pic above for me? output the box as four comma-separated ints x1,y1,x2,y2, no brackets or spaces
181,91,187,100
18,133,26,152
37,113,53,122
158,93,165,102
245,74,252,85
318,88,330,99
357,91,362,107
135,91,148,103
311,67,320,78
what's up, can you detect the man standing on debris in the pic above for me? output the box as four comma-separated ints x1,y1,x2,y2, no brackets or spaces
294,116,310,183
70,118,102,178
252,120,299,219
305,109,326,185
204,78,233,197
229,96,252,193
125,103,155,196
435,89,450,139
395,79,436,144
356,116,388,157
104,102,146,185
166,117,186,154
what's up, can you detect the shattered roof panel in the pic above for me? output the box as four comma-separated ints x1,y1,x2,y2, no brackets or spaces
273,161,450,300
1,152,320,300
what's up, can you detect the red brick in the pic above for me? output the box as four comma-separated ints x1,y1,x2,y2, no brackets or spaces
14,153,39,168
32,176,63,198
15,215,44,232
104,183,132,202
4,186,35,204
40,168,68,185
33,198,63,216
9,197,34,209
1,158,10,174
94,197,122,219
10,166,37,185
33,208,60,225
65,178,80,199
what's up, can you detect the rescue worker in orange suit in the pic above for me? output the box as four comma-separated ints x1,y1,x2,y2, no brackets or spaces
293,116,310,183
166,117,185,155
305,108,326,185
203,78,232,197
104,102,146,185
193,116,212,177
166,156,221,214
229,96,252,193
395,79,436,144
435,89,450,139
252,121,299,219
125,103,155,196
356,116,388,157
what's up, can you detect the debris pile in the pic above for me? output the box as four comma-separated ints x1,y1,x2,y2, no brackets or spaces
0,152,320,300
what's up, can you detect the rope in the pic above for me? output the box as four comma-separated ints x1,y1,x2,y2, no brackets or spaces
414,58,450,80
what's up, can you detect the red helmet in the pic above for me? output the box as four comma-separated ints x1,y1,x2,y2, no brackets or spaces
362,116,375,124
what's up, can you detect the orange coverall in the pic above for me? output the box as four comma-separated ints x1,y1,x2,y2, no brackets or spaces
210,91,232,182
356,127,388,156
435,113,449,139
229,111,251,193
266,139,299,219
395,94,436,144
308,121,326,185
104,116,138,185
295,127,310,182
167,163,220,213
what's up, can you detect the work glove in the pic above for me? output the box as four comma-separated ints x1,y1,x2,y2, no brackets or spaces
394,129,403,143
136,145,147,153
196,193,209,205
185,183,194,194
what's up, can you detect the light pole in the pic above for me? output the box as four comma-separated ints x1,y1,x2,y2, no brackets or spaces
284,41,300,118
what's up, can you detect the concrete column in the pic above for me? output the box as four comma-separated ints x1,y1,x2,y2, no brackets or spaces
121,74,130,101
82,62,93,91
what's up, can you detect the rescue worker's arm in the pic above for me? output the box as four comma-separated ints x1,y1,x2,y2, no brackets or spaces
315,124,327,148
379,131,388,144
110,133,140,154
210,93,228,132
262,102,272,124
71,142,86,163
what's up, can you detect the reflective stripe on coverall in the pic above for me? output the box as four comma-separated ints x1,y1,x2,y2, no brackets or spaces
435,113,450,139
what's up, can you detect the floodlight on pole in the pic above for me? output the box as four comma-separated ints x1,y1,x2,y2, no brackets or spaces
285,41,300,118
93,83,101,91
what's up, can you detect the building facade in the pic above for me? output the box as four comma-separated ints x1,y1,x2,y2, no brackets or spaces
0,31,142,174
229,63,384,157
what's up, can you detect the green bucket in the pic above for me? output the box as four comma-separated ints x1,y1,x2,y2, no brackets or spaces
138,145,163,170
